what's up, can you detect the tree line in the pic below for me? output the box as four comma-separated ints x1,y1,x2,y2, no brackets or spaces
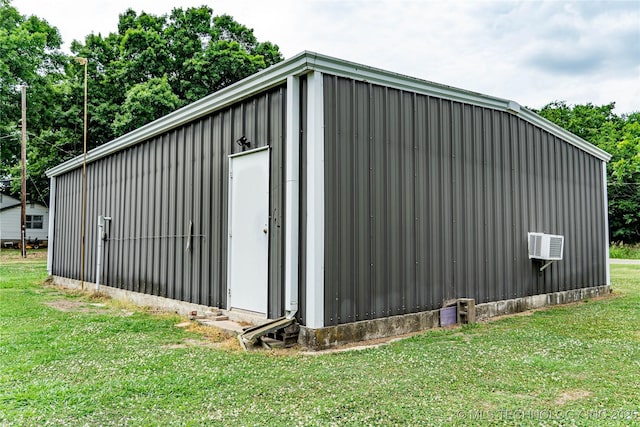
536,102,640,243
1,0,638,243
0,0,282,205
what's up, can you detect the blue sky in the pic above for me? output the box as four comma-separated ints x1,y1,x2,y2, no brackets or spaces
12,0,640,114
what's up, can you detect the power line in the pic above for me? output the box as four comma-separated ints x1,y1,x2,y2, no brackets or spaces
1,131,79,156
24,131,78,156
27,175,48,208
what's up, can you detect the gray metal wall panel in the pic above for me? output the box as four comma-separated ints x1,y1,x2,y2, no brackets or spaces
268,88,286,318
266,94,277,318
414,96,429,310
210,114,223,306
52,171,81,279
354,81,372,319
371,85,389,318
297,76,308,325
323,75,608,327
51,85,287,312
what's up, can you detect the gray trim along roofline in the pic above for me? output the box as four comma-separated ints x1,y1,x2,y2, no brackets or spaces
47,51,610,178
0,202,48,213
0,205,21,213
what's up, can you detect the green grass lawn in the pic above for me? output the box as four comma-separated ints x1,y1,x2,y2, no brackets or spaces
1,251,639,426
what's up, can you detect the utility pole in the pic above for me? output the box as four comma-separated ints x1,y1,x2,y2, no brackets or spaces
20,85,27,258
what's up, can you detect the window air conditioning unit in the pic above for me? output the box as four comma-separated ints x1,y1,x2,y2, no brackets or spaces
528,232,564,261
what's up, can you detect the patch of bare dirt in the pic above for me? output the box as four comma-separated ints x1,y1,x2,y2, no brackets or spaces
0,248,48,262
167,321,241,351
555,390,592,405
44,299,133,316
182,323,235,341
44,300,96,312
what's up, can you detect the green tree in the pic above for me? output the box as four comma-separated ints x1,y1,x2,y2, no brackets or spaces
1,2,282,204
112,77,181,135
537,102,640,243
608,114,640,242
72,6,283,147
0,0,66,203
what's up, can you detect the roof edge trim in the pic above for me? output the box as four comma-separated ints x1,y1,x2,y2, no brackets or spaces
302,53,611,162
519,108,611,161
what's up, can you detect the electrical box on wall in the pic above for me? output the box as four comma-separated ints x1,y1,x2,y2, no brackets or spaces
528,232,564,261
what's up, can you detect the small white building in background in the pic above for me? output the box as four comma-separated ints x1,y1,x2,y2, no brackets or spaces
0,193,49,247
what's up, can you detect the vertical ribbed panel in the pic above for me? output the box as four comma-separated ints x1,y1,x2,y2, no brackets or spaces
267,88,286,318
52,85,287,311
323,75,607,327
297,76,308,324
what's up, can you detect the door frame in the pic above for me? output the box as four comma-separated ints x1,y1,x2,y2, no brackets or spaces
226,146,270,315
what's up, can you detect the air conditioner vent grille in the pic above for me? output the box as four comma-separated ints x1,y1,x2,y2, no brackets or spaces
548,237,563,259
528,232,564,261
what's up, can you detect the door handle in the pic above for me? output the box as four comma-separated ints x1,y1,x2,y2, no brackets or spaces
263,227,268,234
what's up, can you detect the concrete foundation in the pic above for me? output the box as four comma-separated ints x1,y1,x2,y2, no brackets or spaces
299,284,611,350
299,310,440,350
51,276,610,351
474,284,611,320
50,276,270,326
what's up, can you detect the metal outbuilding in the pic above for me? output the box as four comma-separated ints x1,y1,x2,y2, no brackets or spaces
47,52,611,348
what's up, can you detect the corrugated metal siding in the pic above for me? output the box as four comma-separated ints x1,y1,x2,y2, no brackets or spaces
297,76,308,324
51,170,83,279
323,75,607,327
52,85,287,313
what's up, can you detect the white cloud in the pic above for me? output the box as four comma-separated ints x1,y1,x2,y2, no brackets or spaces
10,0,640,113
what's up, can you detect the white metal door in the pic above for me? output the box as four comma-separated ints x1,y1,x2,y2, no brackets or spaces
228,148,270,314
